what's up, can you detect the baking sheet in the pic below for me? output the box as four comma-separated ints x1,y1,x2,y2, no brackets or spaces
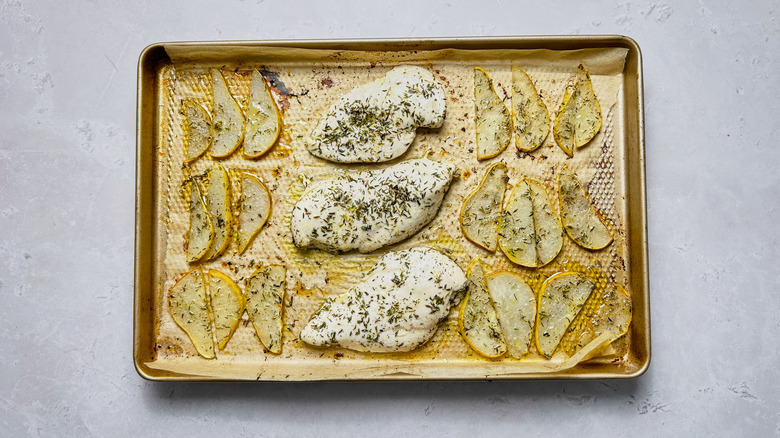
135,37,649,380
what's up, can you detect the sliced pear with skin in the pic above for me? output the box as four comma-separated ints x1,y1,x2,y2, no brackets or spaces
528,179,564,266
511,66,549,152
243,70,282,159
536,272,594,358
553,81,577,157
459,162,509,252
186,179,215,263
244,265,286,354
207,270,245,350
237,172,272,254
572,284,632,354
595,284,632,338
209,68,244,158
498,179,536,267
558,165,613,250
484,271,536,358
182,100,213,163
459,258,507,359
499,178,563,268
573,65,602,148
168,268,214,359
474,67,512,160
553,65,602,157
202,163,232,261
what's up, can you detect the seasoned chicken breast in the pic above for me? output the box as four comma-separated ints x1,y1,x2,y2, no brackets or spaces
300,247,468,352
307,65,446,163
291,157,456,253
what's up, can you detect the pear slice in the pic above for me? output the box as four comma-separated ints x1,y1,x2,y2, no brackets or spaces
498,179,536,267
182,100,213,163
237,172,272,254
186,179,214,263
484,271,536,358
572,284,632,355
595,284,632,338
243,70,282,159
572,65,602,148
459,258,507,359
474,67,512,160
528,179,564,266
558,165,613,250
536,272,594,358
553,81,577,157
244,264,286,354
499,178,563,268
511,66,549,152
553,65,602,157
202,163,232,261
168,268,214,359
209,68,244,158
459,162,509,252
207,270,245,350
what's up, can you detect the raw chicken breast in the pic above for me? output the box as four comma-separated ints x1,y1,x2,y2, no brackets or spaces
300,247,468,352
291,157,455,253
307,65,446,163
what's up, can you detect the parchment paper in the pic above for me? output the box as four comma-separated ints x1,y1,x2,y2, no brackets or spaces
146,46,632,380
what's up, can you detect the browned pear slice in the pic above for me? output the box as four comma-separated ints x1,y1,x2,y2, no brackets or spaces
243,70,282,158
186,180,214,263
536,272,594,358
499,178,563,268
459,259,507,359
209,68,244,158
484,271,536,358
459,162,509,252
474,67,512,160
558,165,613,250
244,265,286,354
237,172,272,254
202,163,232,261
182,100,213,163
168,268,215,359
553,65,602,157
511,66,549,152
207,270,245,350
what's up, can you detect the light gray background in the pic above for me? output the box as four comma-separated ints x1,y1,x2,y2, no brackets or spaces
1,1,778,436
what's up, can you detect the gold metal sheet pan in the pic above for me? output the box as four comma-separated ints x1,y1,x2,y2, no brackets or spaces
134,36,648,381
